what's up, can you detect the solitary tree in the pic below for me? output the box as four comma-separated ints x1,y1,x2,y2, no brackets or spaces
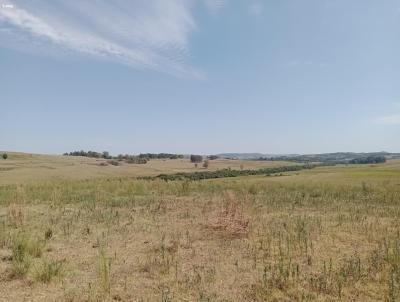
2,153,8,160
102,151,111,159
190,154,203,163
203,160,209,169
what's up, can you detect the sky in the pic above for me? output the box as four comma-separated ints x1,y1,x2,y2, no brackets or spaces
0,0,399,155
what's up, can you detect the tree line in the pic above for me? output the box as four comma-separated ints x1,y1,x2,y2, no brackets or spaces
138,153,183,159
63,150,188,164
63,150,147,164
257,153,387,165
349,156,386,164
151,164,316,181
63,150,112,159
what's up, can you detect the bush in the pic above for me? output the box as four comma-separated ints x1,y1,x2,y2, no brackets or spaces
44,228,53,240
108,160,120,166
34,259,63,283
190,154,203,163
139,153,183,160
203,160,209,169
2,153,8,160
125,157,147,164
155,164,317,181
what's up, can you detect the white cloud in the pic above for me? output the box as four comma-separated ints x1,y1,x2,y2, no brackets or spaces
0,0,218,77
375,114,400,125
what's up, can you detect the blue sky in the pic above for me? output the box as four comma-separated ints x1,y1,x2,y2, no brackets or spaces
1,0,399,155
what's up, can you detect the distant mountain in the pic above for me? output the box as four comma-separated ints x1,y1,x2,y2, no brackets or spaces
217,152,400,162
257,152,400,164
217,153,298,160
217,153,265,160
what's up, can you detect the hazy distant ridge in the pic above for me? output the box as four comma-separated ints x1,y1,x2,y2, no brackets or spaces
218,152,400,161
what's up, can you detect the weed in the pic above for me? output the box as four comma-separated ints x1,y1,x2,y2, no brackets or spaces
34,259,63,283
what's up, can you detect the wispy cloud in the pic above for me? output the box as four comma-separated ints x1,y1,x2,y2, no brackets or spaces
0,0,219,77
374,114,400,125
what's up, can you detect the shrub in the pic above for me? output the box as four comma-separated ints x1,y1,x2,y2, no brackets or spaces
156,164,316,181
125,157,147,164
108,160,120,166
34,259,63,283
45,228,53,240
190,154,203,163
203,160,209,169
2,153,8,160
102,151,111,159
139,153,183,160
10,235,31,278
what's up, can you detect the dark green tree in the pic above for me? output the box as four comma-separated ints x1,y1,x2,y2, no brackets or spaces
190,155,203,163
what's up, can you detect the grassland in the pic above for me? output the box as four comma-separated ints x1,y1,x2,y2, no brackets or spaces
0,154,400,301
0,152,295,185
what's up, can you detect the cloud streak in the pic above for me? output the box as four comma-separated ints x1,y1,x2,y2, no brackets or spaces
374,114,400,125
0,0,214,77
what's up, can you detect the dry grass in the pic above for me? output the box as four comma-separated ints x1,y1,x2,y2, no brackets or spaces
0,158,399,301
207,191,249,238
0,152,295,185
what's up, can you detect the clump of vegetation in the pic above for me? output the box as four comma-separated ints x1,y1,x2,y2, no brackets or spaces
190,154,203,163
203,160,209,169
63,150,112,159
349,155,386,164
44,228,53,240
124,157,148,164
257,152,389,165
119,153,147,164
10,235,31,277
2,153,8,160
139,153,183,160
155,164,316,181
97,247,112,295
34,259,63,283
108,160,120,166
63,150,185,164
9,234,44,278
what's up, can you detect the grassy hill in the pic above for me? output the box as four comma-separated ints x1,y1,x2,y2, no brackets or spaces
0,152,400,301
0,152,295,185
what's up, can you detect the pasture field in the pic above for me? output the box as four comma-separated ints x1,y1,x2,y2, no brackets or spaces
0,152,294,185
0,155,400,301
